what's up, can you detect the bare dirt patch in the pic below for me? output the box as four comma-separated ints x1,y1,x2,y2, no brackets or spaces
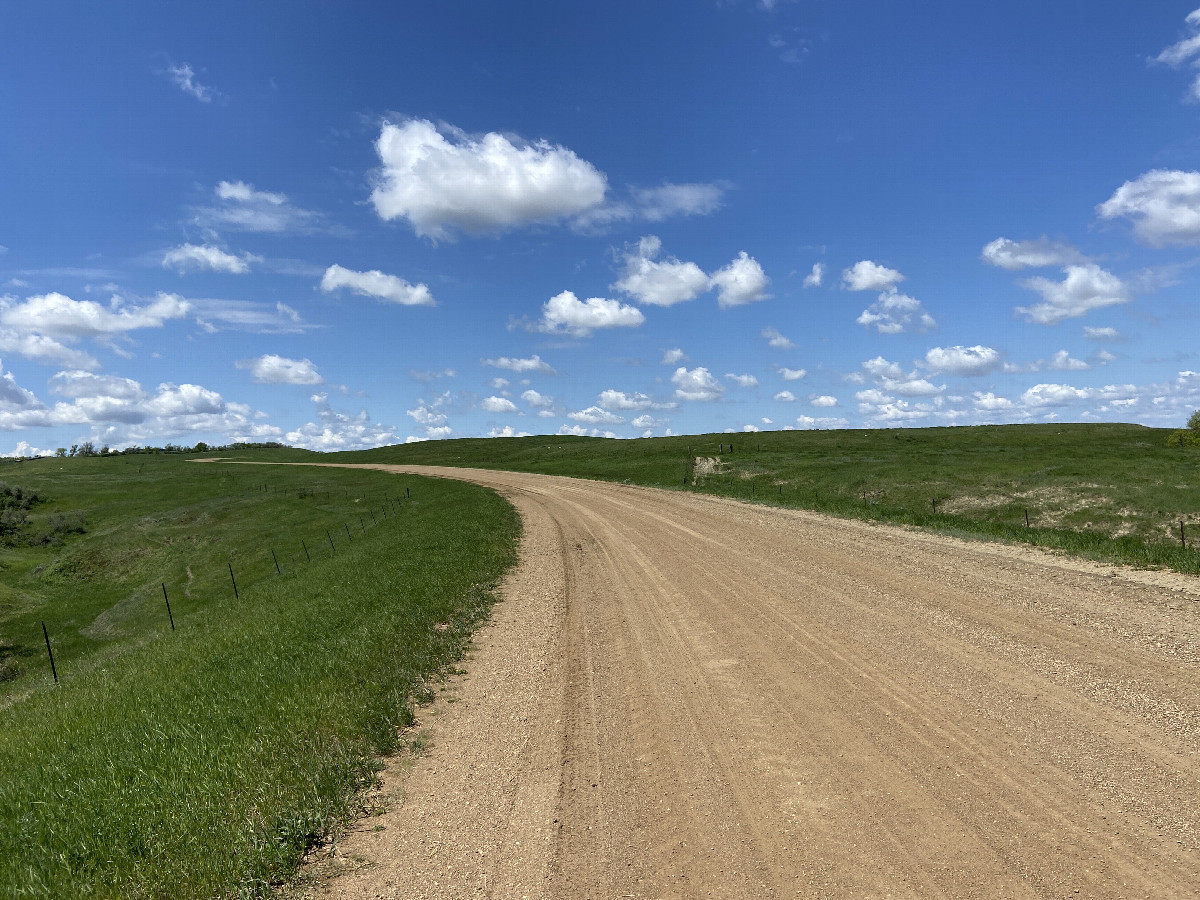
288,465,1198,899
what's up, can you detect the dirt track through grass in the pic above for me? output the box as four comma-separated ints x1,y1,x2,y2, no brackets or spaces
299,465,1198,899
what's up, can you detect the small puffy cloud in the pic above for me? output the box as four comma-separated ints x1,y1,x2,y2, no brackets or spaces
483,354,556,374
406,392,453,440
973,391,1014,411
612,236,709,307
802,262,825,288
489,424,531,438
632,414,665,428
236,354,323,385
1083,326,1124,341
163,243,258,274
538,290,644,337
1020,383,1092,407
726,373,758,388
762,326,794,349
1017,264,1128,324
194,181,319,234
568,406,625,425
369,118,608,240
320,264,434,306
167,62,219,103
923,345,1004,376
811,395,838,407
489,377,509,391
774,390,797,402
597,390,669,411
862,356,904,380
843,260,904,291
481,396,519,414
521,389,552,408
778,367,807,381
709,252,770,308
980,237,1087,270
672,366,723,401
1046,349,1089,371
661,348,687,365
857,290,935,334
1096,170,1200,246
0,291,190,338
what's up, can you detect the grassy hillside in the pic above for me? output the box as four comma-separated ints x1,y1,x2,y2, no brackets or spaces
0,452,518,898
328,423,1200,574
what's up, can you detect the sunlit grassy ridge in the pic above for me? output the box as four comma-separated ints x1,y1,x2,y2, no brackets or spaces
329,422,1200,574
0,455,518,898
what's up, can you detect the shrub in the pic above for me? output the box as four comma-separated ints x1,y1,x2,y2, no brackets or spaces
1166,429,1200,447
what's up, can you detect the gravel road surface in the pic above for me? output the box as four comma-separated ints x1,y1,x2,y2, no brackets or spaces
298,465,1199,899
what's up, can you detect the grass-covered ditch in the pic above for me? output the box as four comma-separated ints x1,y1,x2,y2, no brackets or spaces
330,422,1200,576
0,454,519,898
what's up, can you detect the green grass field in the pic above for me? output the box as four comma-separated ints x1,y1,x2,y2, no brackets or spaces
329,422,1200,575
0,453,518,898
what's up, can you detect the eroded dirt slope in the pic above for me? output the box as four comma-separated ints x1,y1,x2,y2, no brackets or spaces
297,465,1199,900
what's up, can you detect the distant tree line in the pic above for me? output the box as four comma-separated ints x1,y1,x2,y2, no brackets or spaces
52,441,290,458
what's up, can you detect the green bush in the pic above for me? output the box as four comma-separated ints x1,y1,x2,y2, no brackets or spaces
1166,429,1200,447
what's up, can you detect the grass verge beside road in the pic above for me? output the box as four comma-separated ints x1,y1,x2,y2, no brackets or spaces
0,457,518,898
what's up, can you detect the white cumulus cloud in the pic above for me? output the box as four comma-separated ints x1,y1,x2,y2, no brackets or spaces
709,252,770,307
661,348,687,365
521,389,553,408
762,326,794,349
568,406,625,425
811,395,838,407
1096,169,1200,246
612,236,709,307
778,367,807,381
0,291,190,338
483,354,556,374
980,237,1088,270
802,262,825,288
843,260,904,291
320,264,435,306
163,244,258,274
236,354,323,385
726,373,758,388
1016,264,1128,324
369,118,608,240
538,290,645,337
672,366,723,401
923,345,1004,376
481,396,519,414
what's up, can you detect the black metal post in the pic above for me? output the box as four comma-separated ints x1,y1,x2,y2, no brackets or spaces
229,563,239,601
42,621,58,683
162,583,175,631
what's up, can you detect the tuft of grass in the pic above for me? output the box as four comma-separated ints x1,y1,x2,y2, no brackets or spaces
0,463,518,898
325,423,1200,575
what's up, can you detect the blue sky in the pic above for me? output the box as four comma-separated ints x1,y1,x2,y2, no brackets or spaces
3,1,1200,453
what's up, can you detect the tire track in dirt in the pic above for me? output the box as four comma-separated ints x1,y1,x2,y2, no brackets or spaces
291,465,1198,900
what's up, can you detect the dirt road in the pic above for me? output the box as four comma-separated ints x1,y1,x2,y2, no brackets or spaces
301,466,1199,899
